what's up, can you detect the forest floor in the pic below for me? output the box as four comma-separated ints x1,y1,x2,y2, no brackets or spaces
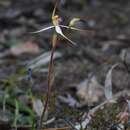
0,0,130,130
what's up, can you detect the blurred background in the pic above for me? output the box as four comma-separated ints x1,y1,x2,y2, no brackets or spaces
0,0,130,129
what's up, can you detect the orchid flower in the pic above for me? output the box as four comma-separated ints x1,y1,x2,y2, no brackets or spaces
31,2,89,129
31,1,86,46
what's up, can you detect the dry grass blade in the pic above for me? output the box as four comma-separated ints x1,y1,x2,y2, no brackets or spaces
42,126,70,130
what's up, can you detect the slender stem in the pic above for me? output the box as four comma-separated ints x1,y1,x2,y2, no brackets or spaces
40,42,56,130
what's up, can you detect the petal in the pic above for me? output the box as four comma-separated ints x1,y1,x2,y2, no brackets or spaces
55,26,77,46
30,26,54,34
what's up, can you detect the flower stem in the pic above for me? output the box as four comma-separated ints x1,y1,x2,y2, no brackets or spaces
39,35,57,130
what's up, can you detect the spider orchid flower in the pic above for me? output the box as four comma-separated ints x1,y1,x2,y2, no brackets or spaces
30,1,87,46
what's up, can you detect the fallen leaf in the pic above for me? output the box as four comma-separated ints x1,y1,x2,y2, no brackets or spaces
104,64,119,100
27,51,61,69
33,98,43,117
127,100,130,113
76,76,104,105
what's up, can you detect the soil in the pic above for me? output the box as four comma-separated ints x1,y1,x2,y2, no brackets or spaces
0,0,130,129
